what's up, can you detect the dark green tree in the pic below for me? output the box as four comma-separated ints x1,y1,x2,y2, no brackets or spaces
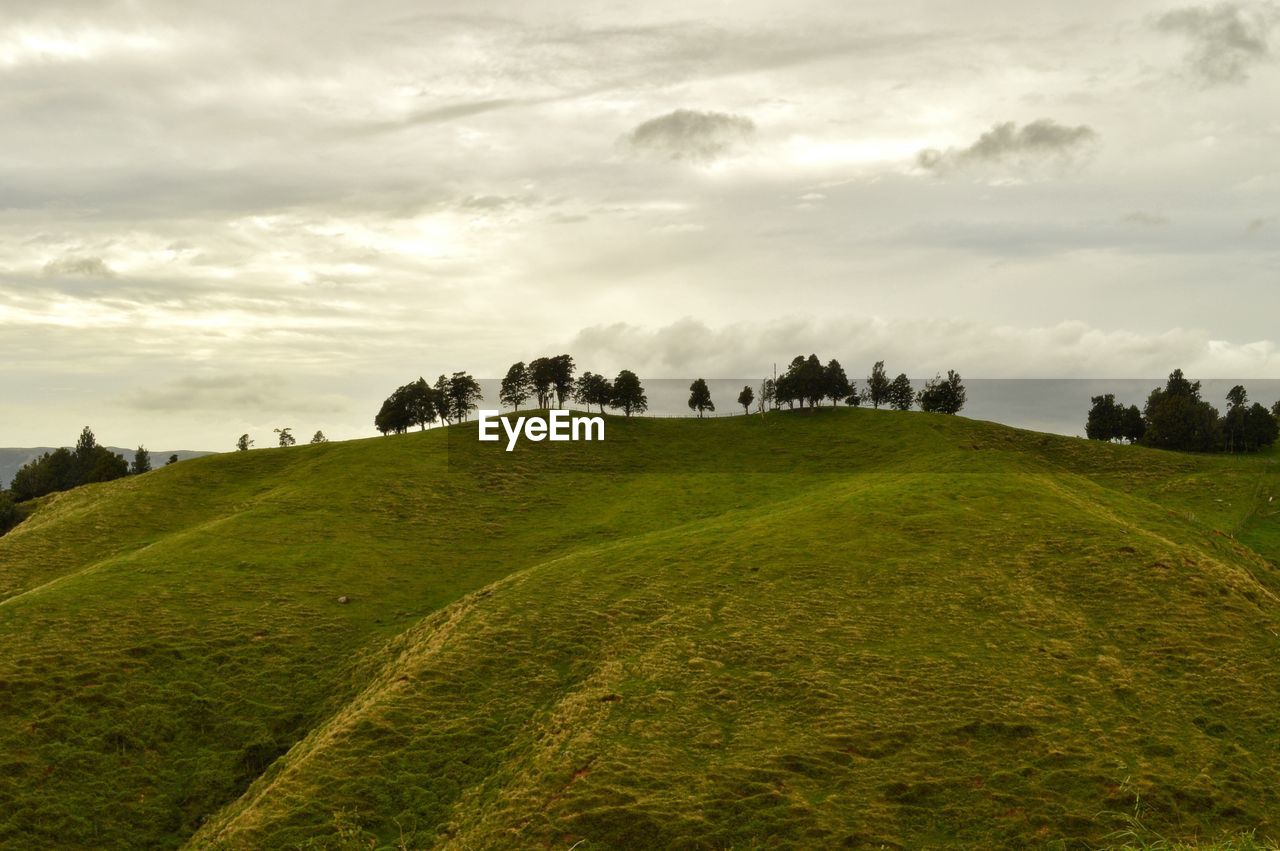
918,370,966,415
760,378,775,412
1141,369,1220,452
310,431,328,444
432,375,453,425
500,362,534,410
738,385,754,414
610,370,648,417
236,434,253,451
572,372,613,413
166,454,179,466
403,378,437,430
274,428,296,447
1120,405,1146,444
528,357,555,408
1085,394,1122,441
550,354,575,408
688,378,715,417
867,361,890,409
887,373,914,411
448,372,483,422
1223,385,1249,453
1245,402,1279,451
0,491,19,535
132,446,152,475
824,359,852,407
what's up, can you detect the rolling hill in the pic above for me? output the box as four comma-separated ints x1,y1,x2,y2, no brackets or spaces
1,409,1278,849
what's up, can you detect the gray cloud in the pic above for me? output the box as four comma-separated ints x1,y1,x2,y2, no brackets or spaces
41,255,115,277
1157,2,1277,84
624,109,755,163
126,373,349,414
1122,211,1170,226
917,119,1098,174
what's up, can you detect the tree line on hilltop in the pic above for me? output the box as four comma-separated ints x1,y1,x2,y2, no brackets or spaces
372,355,968,432
1085,369,1280,453
2,428,179,521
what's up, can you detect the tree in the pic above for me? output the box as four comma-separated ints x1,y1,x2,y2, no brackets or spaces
432,375,453,425
500,362,534,410
824,359,852,407
1244,402,1279,451
403,378,437,430
688,378,715,417
1085,394,1122,441
918,370,966,415
274,428,296,447
1223,385,1250,453
1273,400,1280,420
375,391,411,435
236,434,253,451
779,355,825,409
775,358,802,409
167,454,179,466
1141,369,1220,452
738,385,754,414
611,370,648,416
0,491,18,535
1120,405,1146,444
132,446,152,475
867,361,890,409
448,372,483,422
311,431,328,444
887,373,914,411
528,357,555,409
760,378,775,412
572,372,613,413
550,354,575,408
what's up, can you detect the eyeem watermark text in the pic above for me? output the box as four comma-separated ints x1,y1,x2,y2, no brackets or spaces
477,409,605,451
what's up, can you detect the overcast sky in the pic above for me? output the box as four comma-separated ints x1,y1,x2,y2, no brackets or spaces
1,0,1277,448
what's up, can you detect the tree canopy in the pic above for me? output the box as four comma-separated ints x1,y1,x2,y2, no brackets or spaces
611,370,647,417
866,361,890,409
10,427,128,502
688,378,715,417
918,371,966,415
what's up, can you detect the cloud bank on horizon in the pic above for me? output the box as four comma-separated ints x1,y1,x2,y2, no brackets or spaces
0,0,1277,446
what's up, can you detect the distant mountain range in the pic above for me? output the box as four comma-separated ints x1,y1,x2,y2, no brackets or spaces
1,447,215,490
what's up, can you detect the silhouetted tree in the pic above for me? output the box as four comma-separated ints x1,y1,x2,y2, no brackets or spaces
432,375,453,425
611,370,648,417
572,372,613,413
866,361,890,409
775,358,802,409
448,372,483,422
311,431,328,444
375,391,410,435
236,434,253,451
132,446,152,475
1245,403,1279,451
1086,394,1122,441
688,378,715,417
528,357,555,408
550,354,575,408
167,454,179,466
887,373,914,411
918,370,966,415
274,428,296,447
1223,385,1249,453
824,359,852,407
1273,400,1280,420
1120,405,1146,444
1141,369,1220,452
500,362,534,410
738,385,754,414
402,378,437,430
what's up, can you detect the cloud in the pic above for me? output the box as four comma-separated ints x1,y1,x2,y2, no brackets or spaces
566,317,1280,379
917,119,1098,175
1122,211,1170,226
42,255,115,277
126,373,348,414
1156,2,1278,84
624,109,755,163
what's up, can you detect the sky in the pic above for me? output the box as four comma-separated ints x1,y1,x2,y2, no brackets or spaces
1,0,1278,448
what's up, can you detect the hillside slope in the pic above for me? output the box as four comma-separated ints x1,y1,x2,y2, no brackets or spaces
1,409,1278,849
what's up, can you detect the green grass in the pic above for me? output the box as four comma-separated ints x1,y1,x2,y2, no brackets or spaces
1,408,1278,849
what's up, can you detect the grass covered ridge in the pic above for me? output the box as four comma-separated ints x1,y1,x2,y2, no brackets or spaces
1,408,1278,849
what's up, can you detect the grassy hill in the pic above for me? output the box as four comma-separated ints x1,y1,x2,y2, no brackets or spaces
1,408,1278,849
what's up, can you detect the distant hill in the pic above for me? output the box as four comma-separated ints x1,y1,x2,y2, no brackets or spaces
1,410,1277,848
0,446,215,490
